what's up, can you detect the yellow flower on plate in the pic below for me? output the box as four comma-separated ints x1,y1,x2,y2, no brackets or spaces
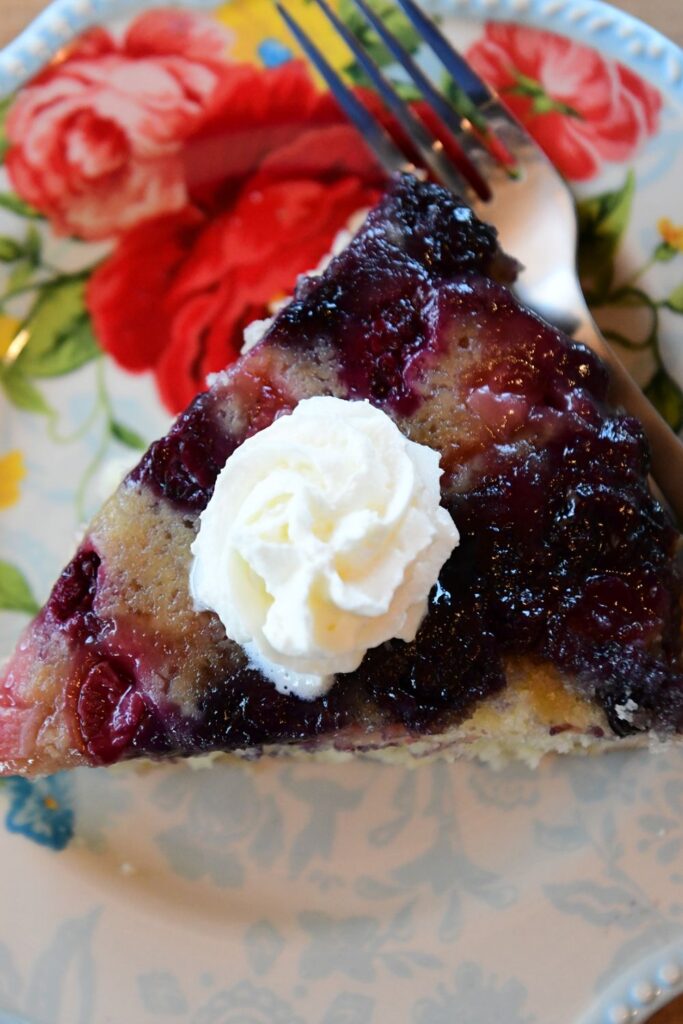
215,0,350,74
0,314,21,360
0,451,26,510
658,218,683,252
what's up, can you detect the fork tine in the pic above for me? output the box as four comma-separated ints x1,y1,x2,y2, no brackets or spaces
392,0,492,107
348,0,462,139
347,0,493,195
391,0,522,177
307,0,472,199
275,2,407,176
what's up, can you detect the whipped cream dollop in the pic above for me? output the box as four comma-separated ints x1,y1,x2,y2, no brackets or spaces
189,396,459,699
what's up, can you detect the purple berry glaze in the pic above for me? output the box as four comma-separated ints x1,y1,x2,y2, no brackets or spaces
131,390,238,512
77,661,145,764
37,175,683,764
49,549,100,624
270,179,518,413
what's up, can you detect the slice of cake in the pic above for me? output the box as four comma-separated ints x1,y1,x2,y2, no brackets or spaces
1,175,681,776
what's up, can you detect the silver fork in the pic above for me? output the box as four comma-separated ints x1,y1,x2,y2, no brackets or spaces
277,0,683,523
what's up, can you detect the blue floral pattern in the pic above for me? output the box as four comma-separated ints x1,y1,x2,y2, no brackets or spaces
2,774,74,850
0,910,98,1024
356,765,516,943
244,921,285,976
137,972,189,1017
257,39,294,68
412,963,534,1024
321,993,374,1024
298,907,441,983
192,982,304,1024
152,763,283,887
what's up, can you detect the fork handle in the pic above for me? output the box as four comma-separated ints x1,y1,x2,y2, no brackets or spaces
578,317,683,527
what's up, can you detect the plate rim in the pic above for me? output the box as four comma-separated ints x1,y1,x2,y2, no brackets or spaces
579,939,683,1024
1,2,683,1022
0,0,681,104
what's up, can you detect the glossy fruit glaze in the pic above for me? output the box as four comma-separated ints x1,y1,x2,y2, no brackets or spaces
30,176,683,763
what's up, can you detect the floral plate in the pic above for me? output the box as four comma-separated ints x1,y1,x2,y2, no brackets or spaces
1,1,683,1022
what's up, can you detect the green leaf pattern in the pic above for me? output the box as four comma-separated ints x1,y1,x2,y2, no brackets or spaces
0,560,39,615
577,172,683,432
0,237,23,262
577,171,635,301
0,192,42,219
14,281,99,378
0,365,53,415
110,420,147,451
665,283,683,313
0,159,149,561
644,369,683,434
0,94,12,164
339,0,422,84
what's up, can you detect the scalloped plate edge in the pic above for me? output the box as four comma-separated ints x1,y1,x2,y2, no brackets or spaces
578,940,683,1024
0,0,681,103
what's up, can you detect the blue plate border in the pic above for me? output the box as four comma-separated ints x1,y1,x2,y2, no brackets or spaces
0,0,681,104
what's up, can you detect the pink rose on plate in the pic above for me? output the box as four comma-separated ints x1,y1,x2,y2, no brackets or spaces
5,10,232,241
466,23,661,180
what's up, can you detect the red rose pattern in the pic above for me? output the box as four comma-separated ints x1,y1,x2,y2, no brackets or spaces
4,13,663,411
87,61,385,411
466,23,661,181
5,10,231,240
88,170,381,412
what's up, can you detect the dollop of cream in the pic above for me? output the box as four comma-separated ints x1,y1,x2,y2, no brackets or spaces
189,397,459,699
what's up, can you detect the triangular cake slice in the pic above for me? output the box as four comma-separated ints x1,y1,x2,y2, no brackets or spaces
2,175,681,776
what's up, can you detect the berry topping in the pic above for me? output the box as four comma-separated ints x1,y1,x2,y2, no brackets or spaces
77,661,146,764
49,550,100,623
5,174,680,775
133,393,234,511
126,175,683,745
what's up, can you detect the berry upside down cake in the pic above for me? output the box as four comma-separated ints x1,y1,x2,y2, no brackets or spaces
1,174,681,776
